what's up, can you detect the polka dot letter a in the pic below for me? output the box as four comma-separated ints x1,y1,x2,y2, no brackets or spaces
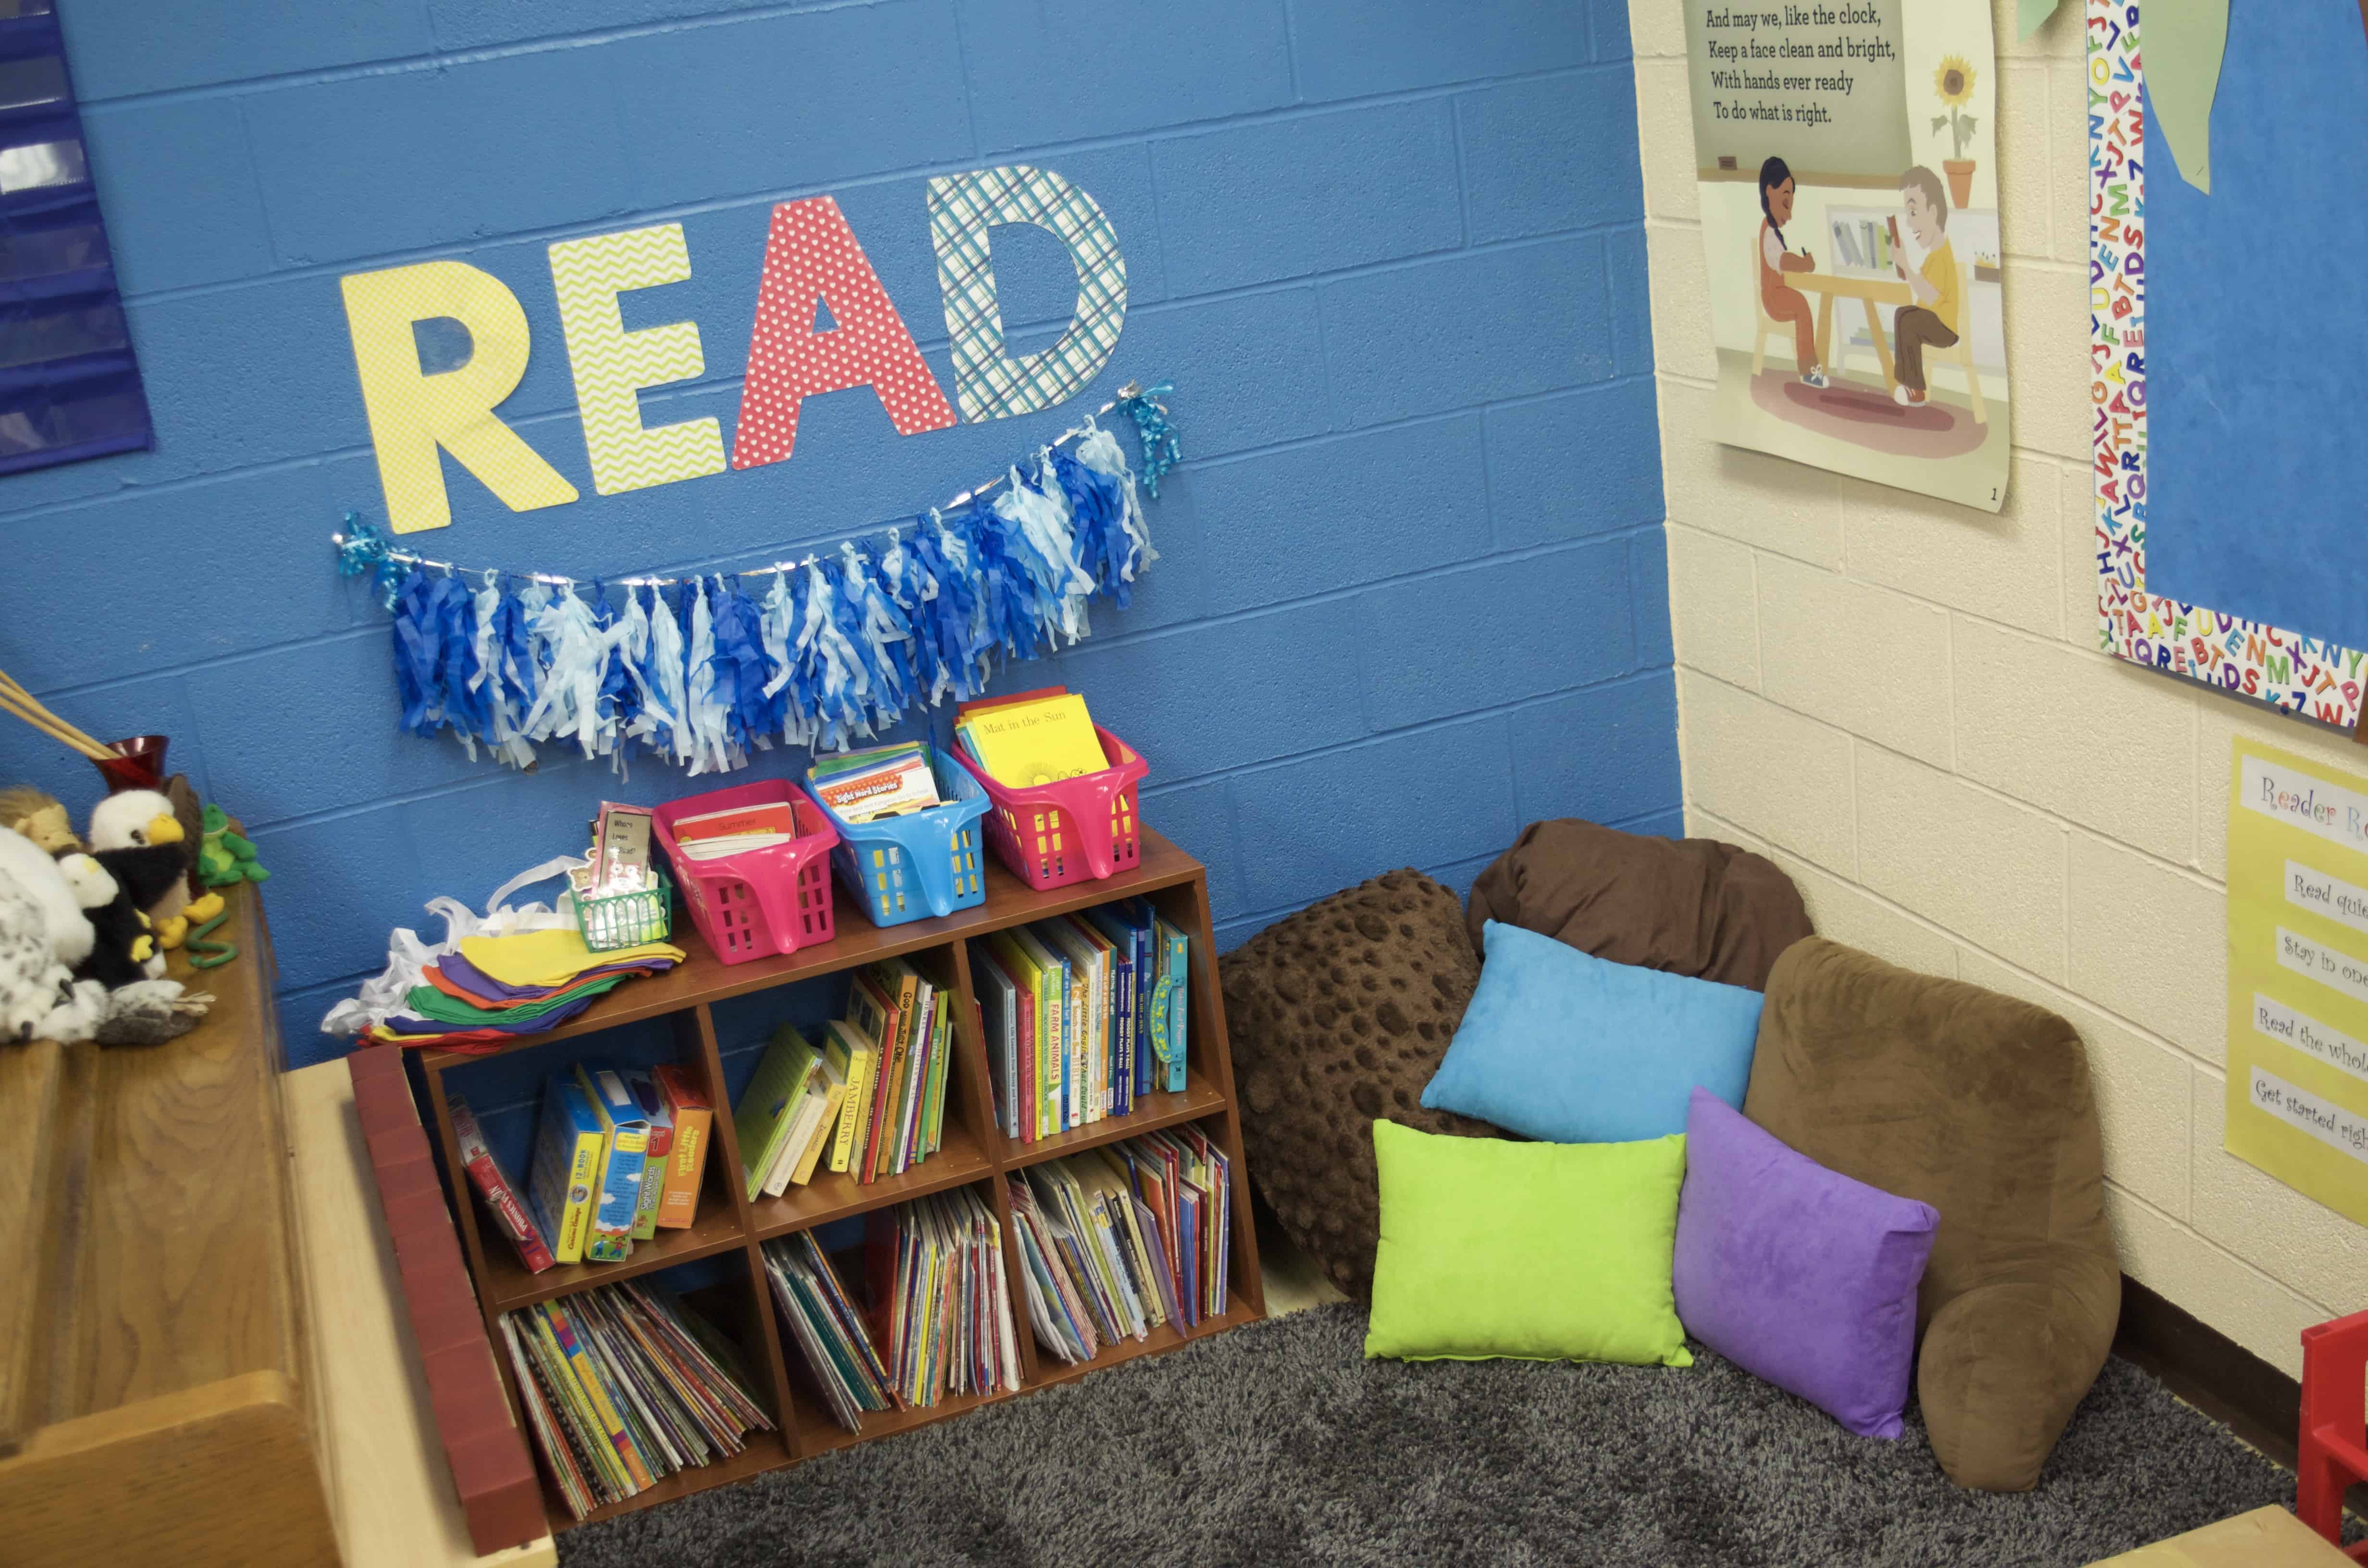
731,195,957,469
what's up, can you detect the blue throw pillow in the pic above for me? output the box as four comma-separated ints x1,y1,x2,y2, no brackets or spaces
1420,921,1764,1142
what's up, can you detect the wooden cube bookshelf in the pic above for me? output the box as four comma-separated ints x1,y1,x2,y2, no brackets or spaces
409,827,1265,1532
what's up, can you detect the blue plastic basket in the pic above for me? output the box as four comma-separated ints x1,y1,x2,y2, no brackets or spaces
803,747,994,928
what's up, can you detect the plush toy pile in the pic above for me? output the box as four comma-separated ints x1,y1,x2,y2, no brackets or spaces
0,785,213,1047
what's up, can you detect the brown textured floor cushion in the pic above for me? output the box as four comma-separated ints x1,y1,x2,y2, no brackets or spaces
1744,937,2121,1491
1466,818,1813,991
1220,869,1496,1300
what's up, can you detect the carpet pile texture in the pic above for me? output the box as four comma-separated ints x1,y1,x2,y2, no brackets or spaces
560,1303,2305,1567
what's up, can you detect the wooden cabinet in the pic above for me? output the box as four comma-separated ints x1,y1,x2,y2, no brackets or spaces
0,883,341,1568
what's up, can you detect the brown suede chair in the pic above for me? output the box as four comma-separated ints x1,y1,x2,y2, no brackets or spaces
1745,937,2121,1492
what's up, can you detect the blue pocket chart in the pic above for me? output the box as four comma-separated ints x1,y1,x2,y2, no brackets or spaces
0,0,152,477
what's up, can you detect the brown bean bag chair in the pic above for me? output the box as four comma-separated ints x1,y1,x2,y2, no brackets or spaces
1467,818,1812,990
1745,937,2121,1491
1220,869,1495,1300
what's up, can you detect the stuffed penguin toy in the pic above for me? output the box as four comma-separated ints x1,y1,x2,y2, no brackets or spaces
61,849,162,989
89,790,205,950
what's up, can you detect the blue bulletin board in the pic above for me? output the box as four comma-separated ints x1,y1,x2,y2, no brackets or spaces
2089,0,2368,730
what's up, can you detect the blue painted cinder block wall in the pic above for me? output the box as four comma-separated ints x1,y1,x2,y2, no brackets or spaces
0,0,1676,1070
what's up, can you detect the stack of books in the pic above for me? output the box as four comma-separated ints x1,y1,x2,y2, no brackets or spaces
527,1064,713,1268
953,686,1109,787
759,1230,895,1430
808,741,941,822
1006,1128,1233,1366
669,797,803,861
969,901,1190,1142
732,956,953,1198
498,1280,772,1521
761,1189,1021,1430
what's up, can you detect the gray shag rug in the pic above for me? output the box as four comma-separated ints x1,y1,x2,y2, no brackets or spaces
560,1303,2305,1567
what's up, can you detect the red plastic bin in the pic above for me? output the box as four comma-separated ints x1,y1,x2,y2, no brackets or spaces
950,725,1150,891
653,782,840,965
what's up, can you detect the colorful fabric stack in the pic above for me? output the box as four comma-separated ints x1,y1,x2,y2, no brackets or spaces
370,927,685,1053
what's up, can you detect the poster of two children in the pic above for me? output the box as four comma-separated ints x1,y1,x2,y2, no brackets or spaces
1682,0,2010,512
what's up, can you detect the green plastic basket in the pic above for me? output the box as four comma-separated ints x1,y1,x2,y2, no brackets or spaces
573,870,673,952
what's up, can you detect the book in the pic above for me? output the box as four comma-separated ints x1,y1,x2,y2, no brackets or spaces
649,1064,712,1229
809,743,941,823
822,1018,877,1175
1151,915,1191,1093
985,931,1049,1139
762,1058,838,1198
502,1283,771,1519
450,1097,555,1274
1007,925,1070,1130
970,940,1020,1139
573,1065,651,1264
857,960,920,1181
809,738,921,775
529,1073,609,1266
670,800,800,842
760,1230,894,1430
545,1294,657,1489
955,691,1109,787
732,1026,823,1201
675,833,796,861
859,1189,1020,1408
1084,906,1144,1114
920,994,951,1157
1040,919,1099,1122
1100,898,1159,1099
622,1070,674,1242
886,981,933,1176
786,1047,847,1188
1066,913,1126,1117
591,803,655,897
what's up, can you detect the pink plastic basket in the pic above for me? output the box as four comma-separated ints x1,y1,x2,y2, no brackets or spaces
652,782,840,966
950,724,1150,891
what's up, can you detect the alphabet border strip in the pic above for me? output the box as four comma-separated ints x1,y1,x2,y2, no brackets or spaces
2088,0,2364,730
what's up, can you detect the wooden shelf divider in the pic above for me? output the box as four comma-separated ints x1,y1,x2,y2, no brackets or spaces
411,828,1265,1533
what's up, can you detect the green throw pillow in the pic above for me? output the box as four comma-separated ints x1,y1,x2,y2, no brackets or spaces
1364,1120,1693,1367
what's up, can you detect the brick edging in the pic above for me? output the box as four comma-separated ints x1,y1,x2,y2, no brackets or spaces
348,1044,545,1554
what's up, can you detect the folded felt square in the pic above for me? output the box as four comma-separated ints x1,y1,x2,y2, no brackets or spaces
1672,1087,1938,1438
1420,920,1763,1142
1364,1119,1692,1368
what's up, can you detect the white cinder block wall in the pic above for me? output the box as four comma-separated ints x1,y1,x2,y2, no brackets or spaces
1627,0,2366,1375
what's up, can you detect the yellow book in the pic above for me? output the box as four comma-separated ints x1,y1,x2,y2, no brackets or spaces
823,1018,876,1175
957,692,1108,786
526,1310,629,1497
527,1074,608,1266
544,1298,654,1491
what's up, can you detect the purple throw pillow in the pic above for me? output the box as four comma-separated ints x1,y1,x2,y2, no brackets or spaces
1672,1087,1940,1439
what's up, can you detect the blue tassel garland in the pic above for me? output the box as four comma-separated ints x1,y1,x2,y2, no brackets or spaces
345,398,1170,774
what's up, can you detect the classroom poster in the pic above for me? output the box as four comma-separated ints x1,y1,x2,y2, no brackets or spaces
2225,739,2368,1227
1681,0,2011,512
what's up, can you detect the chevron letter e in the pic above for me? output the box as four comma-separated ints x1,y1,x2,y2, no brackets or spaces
730,195,956,470
549,223,728,497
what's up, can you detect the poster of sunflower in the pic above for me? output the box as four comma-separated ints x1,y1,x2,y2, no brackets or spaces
1679,0,2011,512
